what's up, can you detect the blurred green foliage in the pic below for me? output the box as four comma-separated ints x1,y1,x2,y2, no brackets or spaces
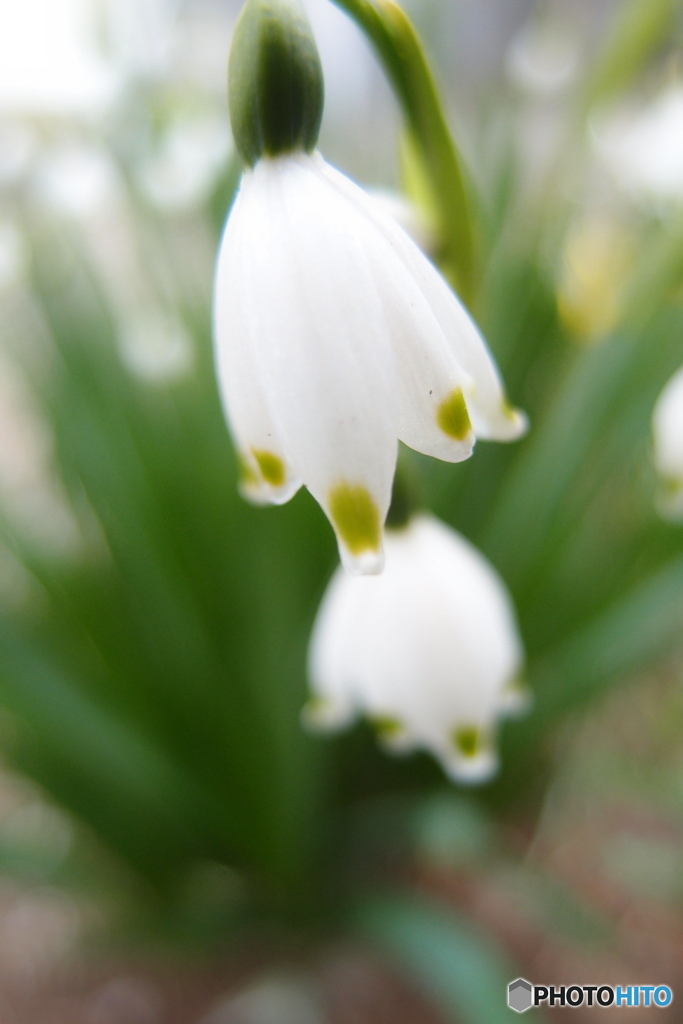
1,0,683,1017
2,201,331,907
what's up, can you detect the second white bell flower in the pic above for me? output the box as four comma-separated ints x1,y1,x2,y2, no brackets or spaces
306,514,528,784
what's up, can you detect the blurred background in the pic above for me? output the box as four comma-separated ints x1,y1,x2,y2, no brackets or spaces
1,0,683,1020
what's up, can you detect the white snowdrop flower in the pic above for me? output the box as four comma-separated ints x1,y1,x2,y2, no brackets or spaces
652,366,683,520
306,513,528,784
592,86,683,207
214,0,526,574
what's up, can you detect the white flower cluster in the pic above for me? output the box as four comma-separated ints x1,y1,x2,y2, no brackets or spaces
213,0,529,783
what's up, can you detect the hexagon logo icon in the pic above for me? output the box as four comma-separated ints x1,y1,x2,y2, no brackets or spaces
508,978,533,1013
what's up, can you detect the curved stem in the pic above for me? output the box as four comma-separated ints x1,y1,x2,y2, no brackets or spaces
331,0,477,305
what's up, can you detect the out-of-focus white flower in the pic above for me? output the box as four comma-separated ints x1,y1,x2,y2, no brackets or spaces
0,0,118,115
306,514,527,784
593,86,683,207
652,366,683,520
214,0,526,574
506,15,580,96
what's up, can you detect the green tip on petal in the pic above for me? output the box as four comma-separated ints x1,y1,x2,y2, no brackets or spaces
328,482,382,558
452,725,482,759
301,695,351,730
501,398,518,422
369,715,404,740
437,388,472,441
656,475,683,521
252,448,286,486
500,398,529,439
228,0,324,166
370,714,414,754
237,452,259,488
661,475,683,498
500,674,532,715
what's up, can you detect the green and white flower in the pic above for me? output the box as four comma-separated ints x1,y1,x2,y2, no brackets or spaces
306,514,528,784
214,0,526,572
652,365,683,519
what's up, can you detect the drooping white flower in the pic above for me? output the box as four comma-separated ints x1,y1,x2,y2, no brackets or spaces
214,0,526,573
306,514,528,784
652,366,683,520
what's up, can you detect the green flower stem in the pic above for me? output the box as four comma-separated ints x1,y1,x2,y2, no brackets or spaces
331,0,477,305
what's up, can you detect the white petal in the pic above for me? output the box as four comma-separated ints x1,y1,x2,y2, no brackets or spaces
356,519,521,740
306,514,525,784
317,158,527,442
439,734,500,785
308,158,475,462
235,155,400,572
214,186,301,505
360,228,476,462
306,565,369,727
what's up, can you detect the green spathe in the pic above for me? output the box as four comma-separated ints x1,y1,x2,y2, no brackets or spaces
229,0,324,166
